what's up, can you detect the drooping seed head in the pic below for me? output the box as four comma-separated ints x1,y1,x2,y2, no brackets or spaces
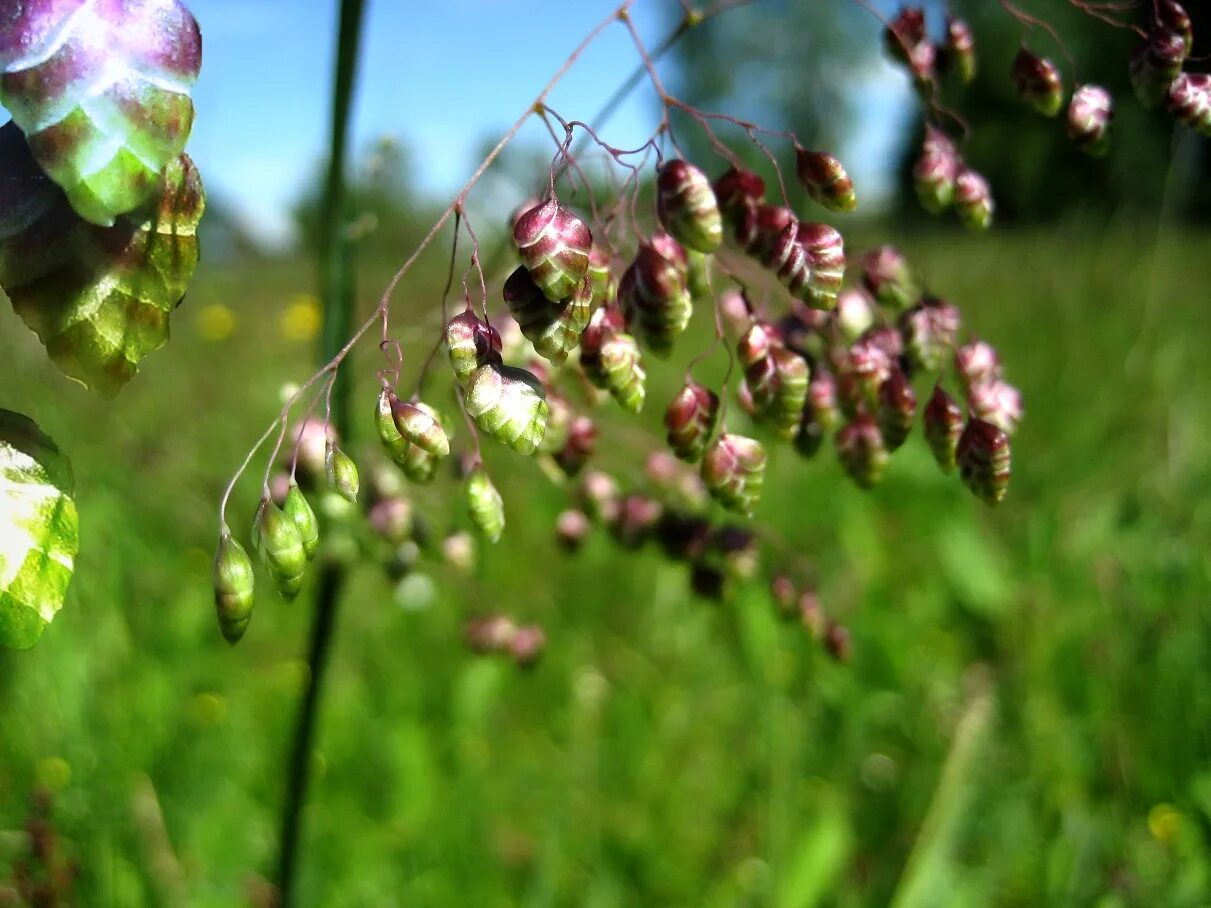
923,384,964,473
587,244,616,307
1131,30,1187,107
808,368,841,432
283,482,320,560
578,306,624,389
713,166,766,247
876,365,916,451
795,149,857,212
701,432,767,516
900,297,961,374
578,469,621,524
768,347,811,440
376,389,442,484
390,394,451,457
743,353,779,415
1154,1,1193,53
848,331,895,401
213,531,255,645
940,17,977,84
1067,85,1114,157
685,250,713,303
620,234,693,355
764,221,812,300
555,509,591,552
610,494,664,549
957,418,1012,505
834,299,874,351
464,362,550,455
955,340,1002,389
1167,73,1211,136
657,159,724,253
512,198,593,302
884,7,935,88
751,204,798,261
836,416,889,490
510,625,547,668
325,446,360,503
257,498,307,600
599,329,646,413
954,168,994,231
861,245,918,312
798,223,846,310
538,392,572,455
445,310,501,387
502,265,593,365
913,128,960,214
968,378,1024,436
463,465,505,542
554,415,597,476
665,381,721,462
1012,48,1064,117
737,320,777,368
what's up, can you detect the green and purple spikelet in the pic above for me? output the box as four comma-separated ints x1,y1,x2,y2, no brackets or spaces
0,0,202,226
656,159,723,254
513,197,593,303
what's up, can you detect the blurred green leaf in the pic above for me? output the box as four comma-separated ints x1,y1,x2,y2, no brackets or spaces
0,122,205,395
0,408,78,650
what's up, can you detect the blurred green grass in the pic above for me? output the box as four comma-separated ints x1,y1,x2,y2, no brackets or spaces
2,222,1211,907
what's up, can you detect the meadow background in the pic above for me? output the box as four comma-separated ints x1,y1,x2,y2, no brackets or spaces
3,1,1211,906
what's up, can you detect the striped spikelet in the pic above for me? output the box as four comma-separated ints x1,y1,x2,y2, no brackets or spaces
465,363,550,455
512,198,593,302
503,265,593,365
620,233,693,356
957,418,1012,505
923,384,963,473
657,159,723,253
665,381,720,462
464,466,505,542
701,433,766,516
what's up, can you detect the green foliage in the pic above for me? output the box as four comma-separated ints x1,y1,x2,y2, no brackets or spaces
0,408,78,650
0,123,205,396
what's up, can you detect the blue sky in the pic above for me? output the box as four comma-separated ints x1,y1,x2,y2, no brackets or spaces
186,0,914,246
3,0,914,246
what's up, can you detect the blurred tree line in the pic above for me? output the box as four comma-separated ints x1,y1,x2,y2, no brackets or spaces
668,0,1211,223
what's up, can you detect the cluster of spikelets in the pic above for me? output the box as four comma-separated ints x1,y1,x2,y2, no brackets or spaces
889,1,1207,230
213,124,1021,645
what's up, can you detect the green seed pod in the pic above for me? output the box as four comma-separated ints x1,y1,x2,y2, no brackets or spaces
862,245,918,312
701,432,766,516
665,381,720,462
1011,48,1064,117
326,446,360,503
502,266,593,365
390,394,451,457
587,245,615,307
941,17,977,85
795,149,858,213
1130,30,1186,108
513,198,593,302
213,530,255,645
954,169,994,232
957,418,1011,506
800,223,845,310
445,310,501,387
876,366,916,451
600,330,646,413
836,416,889,490
913,127,959,215
685,250,713,304
283,482,320,560
464,466,505,543
923,384,963,473
769,347,811,440
465,362,550,455
257,498,307,601
656,159,723,253
376,389,441,483
620,234,693,356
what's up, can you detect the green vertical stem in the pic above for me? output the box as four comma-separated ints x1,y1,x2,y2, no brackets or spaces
276,0,366,904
